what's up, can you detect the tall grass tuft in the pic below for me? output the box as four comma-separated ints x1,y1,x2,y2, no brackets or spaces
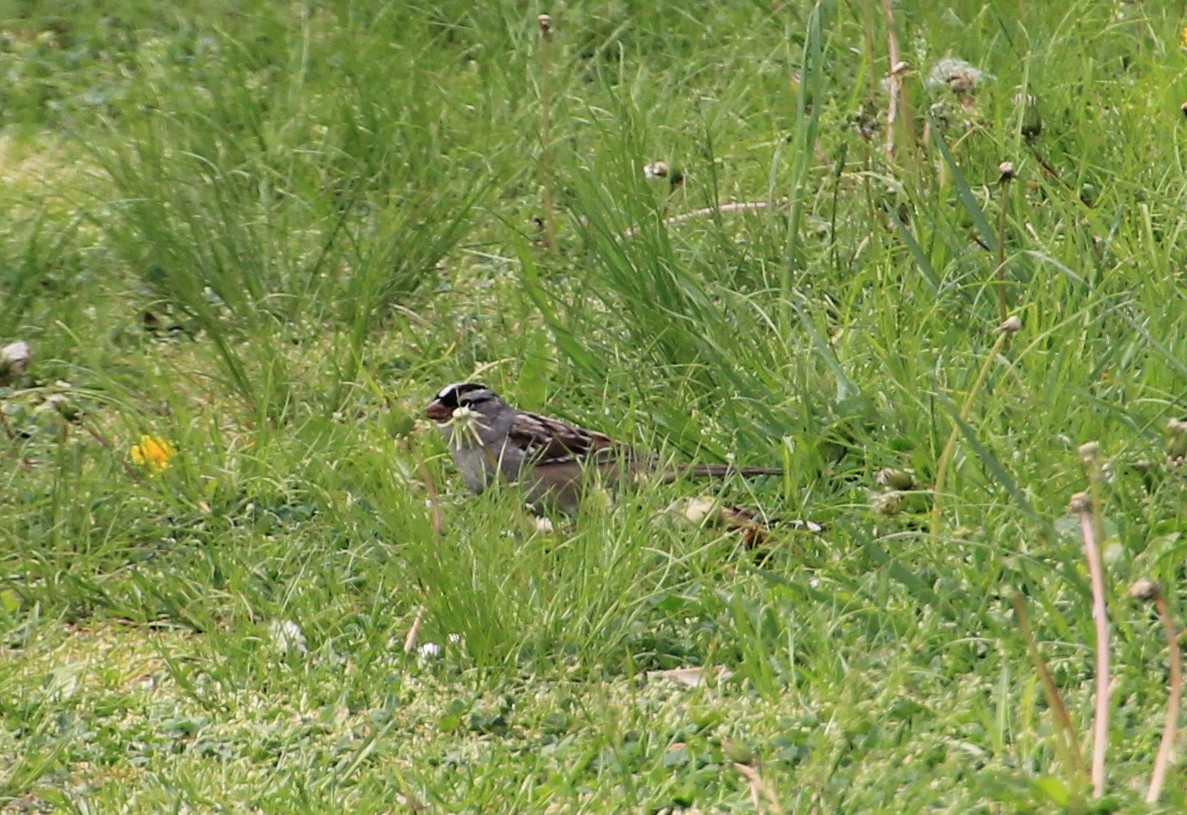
93,6,495,417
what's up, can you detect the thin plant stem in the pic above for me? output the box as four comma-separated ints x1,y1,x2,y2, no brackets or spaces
1026,142,1069,188
1071,490,1110,798
734,762,781,815
995,170,1012,325
1136,585,1182,804
536,14,557,250
80,416,144,479
880,0,906,161
403,604,428,655
1012,593,1088,785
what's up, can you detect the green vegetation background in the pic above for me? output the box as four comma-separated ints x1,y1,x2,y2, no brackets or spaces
2,0,1185,811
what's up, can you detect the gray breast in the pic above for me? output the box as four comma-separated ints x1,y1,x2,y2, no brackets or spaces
440,420,527,495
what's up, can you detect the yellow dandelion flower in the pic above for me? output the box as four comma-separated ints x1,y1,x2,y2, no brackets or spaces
1181,25,1187,48
130,435,176,473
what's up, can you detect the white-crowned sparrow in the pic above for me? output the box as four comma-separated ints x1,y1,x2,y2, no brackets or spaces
425,382,781,513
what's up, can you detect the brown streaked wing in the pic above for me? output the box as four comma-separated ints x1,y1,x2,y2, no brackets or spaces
508,411,624,464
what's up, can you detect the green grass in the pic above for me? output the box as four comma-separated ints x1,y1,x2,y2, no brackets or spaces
3,0,1187,811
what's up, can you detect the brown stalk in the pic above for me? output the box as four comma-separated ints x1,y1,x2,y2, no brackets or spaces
78,417,144,479
1147,590,1181,803
402,604,428,655
1011,593,1088,782
733,762,781,815
995,163,1015,326
1070,489,1110,798
536,13,557,250
880,0,911,161
1130,579,1182,804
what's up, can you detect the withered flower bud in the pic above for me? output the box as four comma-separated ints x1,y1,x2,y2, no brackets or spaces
1019,94,1042,141
874,468,917,491
1129,579,1161,602
0,340,31,384
1079,441,1101,465
996,315,1022,334
643,161,669,179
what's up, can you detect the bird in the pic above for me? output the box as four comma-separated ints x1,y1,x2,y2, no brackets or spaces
425,382,781,513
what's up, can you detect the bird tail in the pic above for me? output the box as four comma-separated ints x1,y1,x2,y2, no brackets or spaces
662,464,782,483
